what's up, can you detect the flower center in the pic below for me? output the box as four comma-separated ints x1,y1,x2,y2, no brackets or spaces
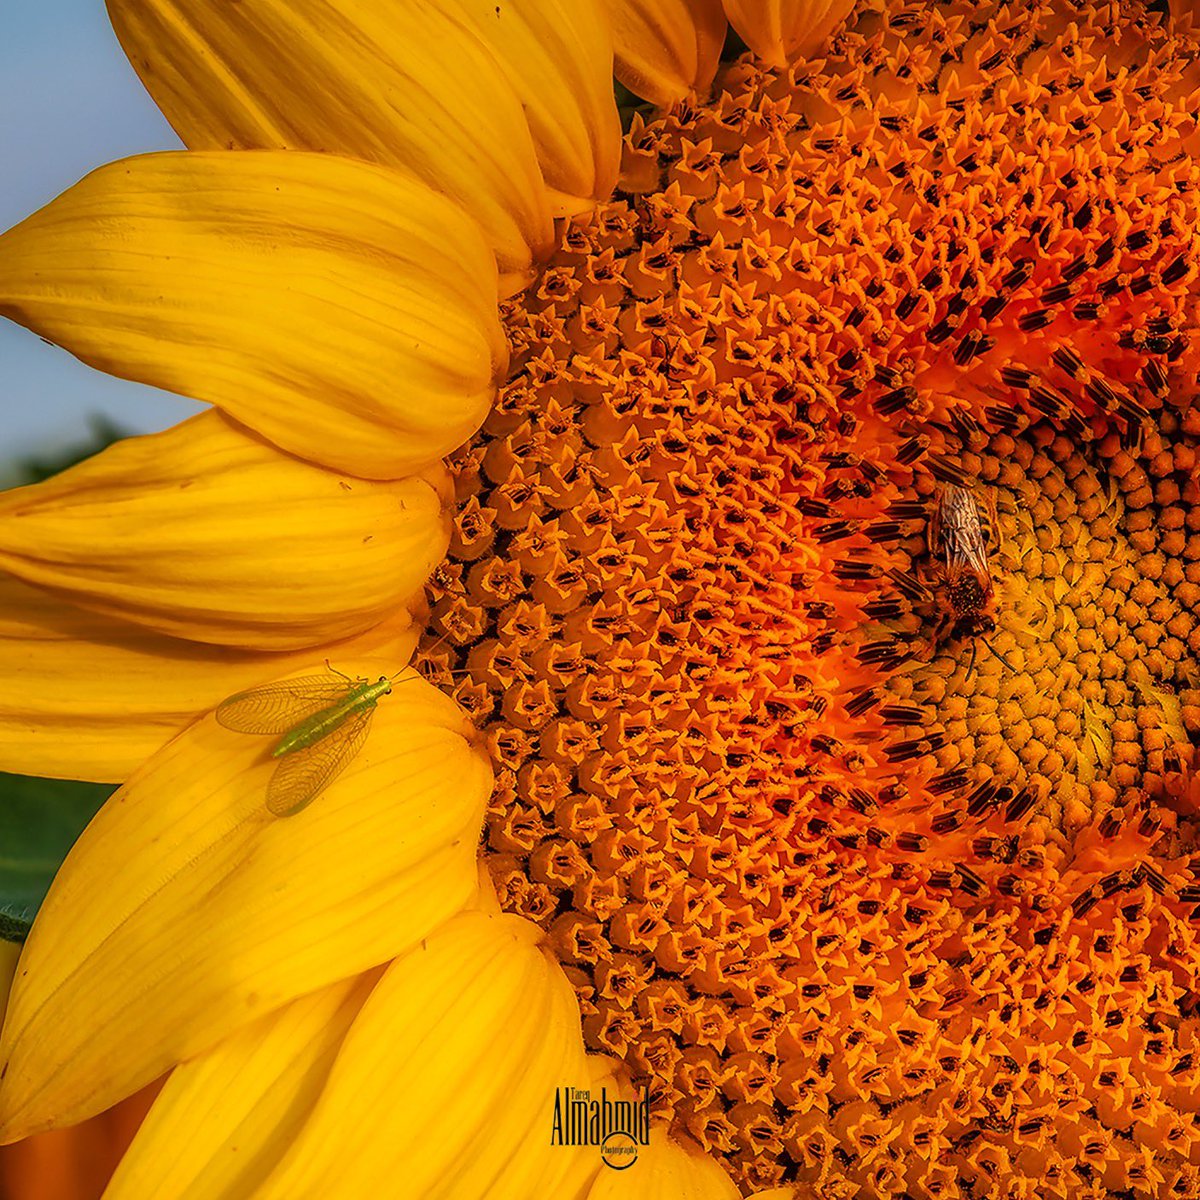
425,4,1200,1191
880,422,1199,839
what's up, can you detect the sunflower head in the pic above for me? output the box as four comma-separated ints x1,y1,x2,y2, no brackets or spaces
419,0,1200,1191
4,1,1200,1197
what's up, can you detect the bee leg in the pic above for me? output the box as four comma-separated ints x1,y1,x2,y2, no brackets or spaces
967,638,978,681
983,489,1002,553
921,607,953,670
927,497,942,561
986,639,1018,672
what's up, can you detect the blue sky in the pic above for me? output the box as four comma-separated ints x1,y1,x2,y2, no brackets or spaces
1,3,202,478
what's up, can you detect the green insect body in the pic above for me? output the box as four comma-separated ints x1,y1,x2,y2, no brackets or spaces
271,677,394,757
217,669,401,817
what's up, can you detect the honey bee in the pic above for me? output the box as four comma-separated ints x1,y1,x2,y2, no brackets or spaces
927,484,1008,674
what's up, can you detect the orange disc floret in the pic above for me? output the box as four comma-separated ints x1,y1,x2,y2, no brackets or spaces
425,1,1200,1193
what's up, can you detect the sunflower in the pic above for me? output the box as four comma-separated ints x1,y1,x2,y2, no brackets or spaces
4,0,1200,1196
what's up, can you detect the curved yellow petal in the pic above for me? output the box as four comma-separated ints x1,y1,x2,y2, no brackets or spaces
720,0,854,68
0,151,506,480
0,668,490,1140
103,972,380,1200
586,1132,740,1199
587,1054,634,1098
604,0,727,105
454,0,622,216
252,911,596,1200
105,0,553,285
0,576,421,782
0,413,449,651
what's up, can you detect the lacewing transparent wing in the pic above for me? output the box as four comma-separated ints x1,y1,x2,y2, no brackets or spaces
216,671,391,817
265,706,375,817
216,676,355,735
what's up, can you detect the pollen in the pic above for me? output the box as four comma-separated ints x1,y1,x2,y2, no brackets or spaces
425,2,1200,1193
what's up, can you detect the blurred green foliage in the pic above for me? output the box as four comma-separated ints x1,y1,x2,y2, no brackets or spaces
5,414,128,487
0,775,115,942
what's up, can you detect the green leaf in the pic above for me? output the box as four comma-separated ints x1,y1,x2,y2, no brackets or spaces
0,773,115,942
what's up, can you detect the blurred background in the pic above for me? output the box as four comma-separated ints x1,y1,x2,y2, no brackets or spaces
0,16,204,1196
0,2,202,485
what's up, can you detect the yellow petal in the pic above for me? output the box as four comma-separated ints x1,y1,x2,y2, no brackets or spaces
103,972,380,1200
104,0,553,285
454,0,622,216
0,668,490,1140
0,575,421,782
0,943,18,1027
586,1132,740,1199
587,1053,632,1096
0,412,448,651
604,0,727,105
720,0,854,68
0,151,506,480
252,911,597,1200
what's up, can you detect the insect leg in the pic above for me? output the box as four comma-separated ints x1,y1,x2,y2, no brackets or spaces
324,659,356,684
983,488,1001,552
985,639,1018,672
919,606,950,668
927,494,943,560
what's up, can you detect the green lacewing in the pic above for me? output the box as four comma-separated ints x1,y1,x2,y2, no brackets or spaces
216,666,410,817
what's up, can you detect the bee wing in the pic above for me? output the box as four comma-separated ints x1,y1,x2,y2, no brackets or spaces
216,675,352,735
265,707,375,818
937,487,989,566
